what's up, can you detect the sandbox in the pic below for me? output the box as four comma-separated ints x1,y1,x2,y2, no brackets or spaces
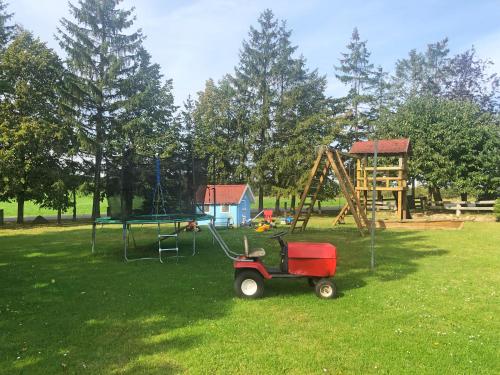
376,220,464,230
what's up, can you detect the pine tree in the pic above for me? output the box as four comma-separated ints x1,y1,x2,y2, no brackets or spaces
193,77,246,183
57,0,143,219
0,0,14,49
368,66,391,119
392,39,449,103
232,10,329,209
335,27,375,147
234,9,280,209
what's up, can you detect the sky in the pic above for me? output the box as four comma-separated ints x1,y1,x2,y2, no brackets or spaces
10,0,500,105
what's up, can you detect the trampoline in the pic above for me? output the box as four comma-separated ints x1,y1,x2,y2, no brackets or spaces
92,213,213,262
91,147,215,262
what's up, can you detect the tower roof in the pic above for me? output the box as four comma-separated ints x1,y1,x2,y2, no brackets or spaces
349,138,410,155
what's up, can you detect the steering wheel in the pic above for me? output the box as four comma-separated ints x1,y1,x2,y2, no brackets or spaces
268,231,287,239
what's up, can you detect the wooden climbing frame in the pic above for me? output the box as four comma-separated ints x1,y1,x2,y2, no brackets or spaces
290,139,410,234
290,146,369,235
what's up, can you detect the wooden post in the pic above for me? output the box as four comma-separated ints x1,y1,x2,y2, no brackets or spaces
455,203,461,217
397,155,404,221
0,209,3,225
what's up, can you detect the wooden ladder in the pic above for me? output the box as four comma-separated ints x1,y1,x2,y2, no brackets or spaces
290,147,331,232
326,149,369,234
332,203,349,226
290,147,369,235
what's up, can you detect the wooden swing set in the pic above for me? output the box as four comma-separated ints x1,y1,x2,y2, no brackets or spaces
290,139,410,235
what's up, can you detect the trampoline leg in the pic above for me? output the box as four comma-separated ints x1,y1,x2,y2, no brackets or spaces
129,225,137,249
91,222,96,254
123,223,129,262
192,228,196,256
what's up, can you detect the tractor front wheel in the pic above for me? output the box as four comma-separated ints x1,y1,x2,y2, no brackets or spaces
234,270,264,299
314,278,336,299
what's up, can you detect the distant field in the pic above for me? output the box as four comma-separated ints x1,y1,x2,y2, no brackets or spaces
1,195,346,218
0,195,106,218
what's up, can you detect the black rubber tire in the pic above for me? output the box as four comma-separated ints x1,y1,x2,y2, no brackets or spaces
234,270,264,299
314,278,336,299
308,277,320,287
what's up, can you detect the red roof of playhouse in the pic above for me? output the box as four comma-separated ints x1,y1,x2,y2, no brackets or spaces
349,138,410,155
202,184,255,204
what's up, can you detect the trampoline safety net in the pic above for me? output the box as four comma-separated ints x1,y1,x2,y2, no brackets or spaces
105,149,209,220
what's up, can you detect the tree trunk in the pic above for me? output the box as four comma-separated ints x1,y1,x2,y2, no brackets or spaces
427,186,433,202
16,192,25,224
318,200,322,214
57,208,62,225
460,192,468,203
258,186,264,211
274,193,280,215
432,187,442,204
72,189,77,221
92,145,103,220
291,195,296,212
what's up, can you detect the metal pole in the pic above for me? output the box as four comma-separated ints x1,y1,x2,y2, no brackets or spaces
370,139,378,271
212,156,216,225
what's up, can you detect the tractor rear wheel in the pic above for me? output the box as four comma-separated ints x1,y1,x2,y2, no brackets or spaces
234,270,264,299
314,278,336,299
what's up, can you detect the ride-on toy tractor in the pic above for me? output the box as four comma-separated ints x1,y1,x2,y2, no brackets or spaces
208,224,337,299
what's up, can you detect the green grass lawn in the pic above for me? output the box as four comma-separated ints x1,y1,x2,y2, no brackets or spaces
0,194,107,218
0,218,498,374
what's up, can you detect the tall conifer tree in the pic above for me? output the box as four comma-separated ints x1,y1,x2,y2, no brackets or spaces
0,0,14,49
335,27,374,147
234,9,280,209
57,0,143,219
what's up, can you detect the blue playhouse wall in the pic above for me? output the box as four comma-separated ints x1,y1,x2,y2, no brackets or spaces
197,190,252,228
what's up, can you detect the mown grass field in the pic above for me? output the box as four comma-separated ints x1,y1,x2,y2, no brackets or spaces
0,196,346,218
0,218,498,374
0,195,107,218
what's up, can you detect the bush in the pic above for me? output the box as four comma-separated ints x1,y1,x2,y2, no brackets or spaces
494,199,500,221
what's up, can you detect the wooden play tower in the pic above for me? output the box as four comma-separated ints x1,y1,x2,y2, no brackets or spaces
350,138,410,222
290,139,410,234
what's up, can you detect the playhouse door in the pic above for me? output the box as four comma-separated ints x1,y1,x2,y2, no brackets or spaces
241,199,247,224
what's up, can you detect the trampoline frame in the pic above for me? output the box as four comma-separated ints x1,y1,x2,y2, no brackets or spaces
91,214,213,262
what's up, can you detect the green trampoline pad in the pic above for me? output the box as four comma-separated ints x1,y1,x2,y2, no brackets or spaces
94,213,213,225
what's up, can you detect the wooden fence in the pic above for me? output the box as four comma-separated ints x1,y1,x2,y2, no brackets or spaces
427,200,495,217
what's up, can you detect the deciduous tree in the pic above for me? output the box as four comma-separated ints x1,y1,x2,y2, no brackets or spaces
0,31,69,223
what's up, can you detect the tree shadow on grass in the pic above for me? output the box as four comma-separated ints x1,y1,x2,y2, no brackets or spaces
0,224,449,372
241,226,448,299
0,226,235,374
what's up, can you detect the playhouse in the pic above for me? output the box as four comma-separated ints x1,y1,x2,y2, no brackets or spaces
199,184,255,227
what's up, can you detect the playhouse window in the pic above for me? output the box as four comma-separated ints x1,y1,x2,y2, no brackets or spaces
221,204,229,213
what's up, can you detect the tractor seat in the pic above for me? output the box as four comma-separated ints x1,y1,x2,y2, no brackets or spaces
243,235,266,258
